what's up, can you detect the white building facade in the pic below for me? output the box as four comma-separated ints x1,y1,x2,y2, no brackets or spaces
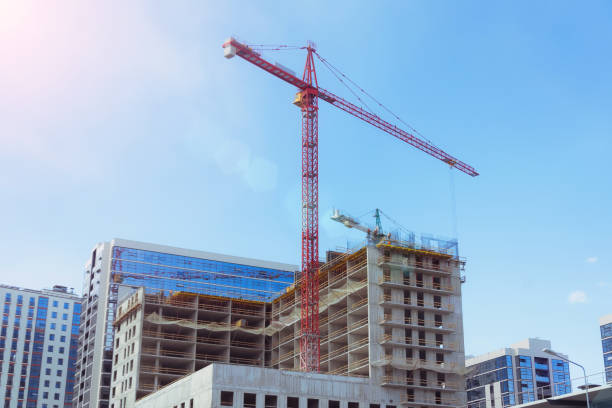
0,284,82,408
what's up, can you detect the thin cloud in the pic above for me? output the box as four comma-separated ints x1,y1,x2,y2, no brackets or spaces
586,256,598,263
568,290,587,304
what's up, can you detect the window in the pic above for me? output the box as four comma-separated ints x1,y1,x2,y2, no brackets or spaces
49,334,55,341
62,314,67,320
60,335,65,342
50,323,56,330
370,405,380,408
61,324,66,331
43,392,49,399
58,358,63,365
220,391,233,406
265,395,278,408
51,311,57,318
44,380,50,387
56,370,62,376
54,393,59,400
328,401,340,408
308,399,319,408
45,368,51,375
55,382,61,388
348,403,359,408
244,393,257,408
64,303,69,309
48,345,53,352
59,347,64,354
53,301,58,307
287,397,300,408
47,357,53,364
190,399,193,408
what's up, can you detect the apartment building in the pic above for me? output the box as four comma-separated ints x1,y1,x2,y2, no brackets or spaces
465,338,571,408
0,284,81,408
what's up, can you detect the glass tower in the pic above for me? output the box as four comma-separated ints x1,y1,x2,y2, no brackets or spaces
73,239,297,408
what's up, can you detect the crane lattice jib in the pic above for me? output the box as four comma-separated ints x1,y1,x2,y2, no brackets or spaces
222,37,478,373
222,38,479,177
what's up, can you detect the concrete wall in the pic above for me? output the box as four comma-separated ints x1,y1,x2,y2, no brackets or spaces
136,363,404,408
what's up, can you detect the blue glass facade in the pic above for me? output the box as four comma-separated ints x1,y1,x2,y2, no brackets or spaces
26,296,48,408
551,359,571,395
466,355,515,408
601,321,612,384
111,246,295,302
0,287,81,408
467,353,571,407
64,303,81,407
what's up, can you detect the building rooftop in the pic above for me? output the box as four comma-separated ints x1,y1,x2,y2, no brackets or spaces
600,314,612,326
466,338,563,367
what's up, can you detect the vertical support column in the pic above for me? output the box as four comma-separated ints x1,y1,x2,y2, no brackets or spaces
299,86,320,372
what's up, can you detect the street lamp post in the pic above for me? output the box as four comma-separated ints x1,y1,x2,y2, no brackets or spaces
542,348,591,408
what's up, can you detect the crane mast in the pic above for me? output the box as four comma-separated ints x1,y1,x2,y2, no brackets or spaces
295,45,321,372
222,37,478,372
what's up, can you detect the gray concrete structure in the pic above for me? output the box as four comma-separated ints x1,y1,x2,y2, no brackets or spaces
134,363,401,408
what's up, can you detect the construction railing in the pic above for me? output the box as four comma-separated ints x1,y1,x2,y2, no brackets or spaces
270,350,295,366
346,259,367,277
379,316,456,331
142,330,194,342
401,396,458,406
349,297,368,310
379,295,454,312
321,337,368,362
140,365,190,376
378,334,457,351
141,347,192,358
320,307,348,326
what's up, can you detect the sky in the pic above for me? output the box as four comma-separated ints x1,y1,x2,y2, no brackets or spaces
1,0,611,384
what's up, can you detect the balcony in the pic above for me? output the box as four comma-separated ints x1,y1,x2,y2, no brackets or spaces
378,275,454,295
378,315,456,333
381,376,459,391
379,295,454,313
400,398,458,408
378,334,457,352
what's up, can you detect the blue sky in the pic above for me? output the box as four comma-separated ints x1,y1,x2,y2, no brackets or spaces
1,1,611,382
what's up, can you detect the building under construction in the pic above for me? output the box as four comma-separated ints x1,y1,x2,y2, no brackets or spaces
96,235,466,408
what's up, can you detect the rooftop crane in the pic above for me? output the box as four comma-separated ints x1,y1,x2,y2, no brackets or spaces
331,208,387,243
222,37,478,372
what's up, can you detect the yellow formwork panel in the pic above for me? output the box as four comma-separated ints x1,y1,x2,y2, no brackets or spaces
376,241,453,259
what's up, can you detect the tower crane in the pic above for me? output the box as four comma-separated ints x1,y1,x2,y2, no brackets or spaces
331,208,387,243
222,37,478,372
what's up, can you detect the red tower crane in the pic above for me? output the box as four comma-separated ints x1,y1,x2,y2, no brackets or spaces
222,38,478,372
